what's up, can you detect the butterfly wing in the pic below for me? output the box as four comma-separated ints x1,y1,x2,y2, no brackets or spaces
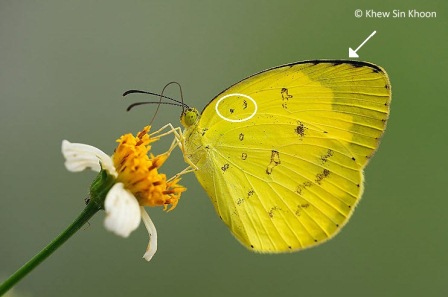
184,60,391,252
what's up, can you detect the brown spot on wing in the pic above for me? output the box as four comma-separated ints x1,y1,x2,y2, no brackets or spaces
295,203,310,216
296,181,313,195
266,150,281,175
268,206,281,218
281,88,293,109
320,149,334,164
295,121,307,138
315,169,330,185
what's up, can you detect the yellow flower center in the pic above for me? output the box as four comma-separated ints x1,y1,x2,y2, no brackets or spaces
112,125,186,211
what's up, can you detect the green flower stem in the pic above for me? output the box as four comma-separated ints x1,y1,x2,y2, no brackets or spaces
0,201,101,295
0,169,114,295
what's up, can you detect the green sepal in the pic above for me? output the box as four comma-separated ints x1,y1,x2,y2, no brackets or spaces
89,168,116,210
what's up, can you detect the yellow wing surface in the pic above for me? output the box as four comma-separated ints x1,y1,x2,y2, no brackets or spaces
181,60,391,253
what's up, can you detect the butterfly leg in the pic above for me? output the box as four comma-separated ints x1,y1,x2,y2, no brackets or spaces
148,124,198,179
149,123,183,145
149,123,200,169
148,123,184,153
166,165,196,182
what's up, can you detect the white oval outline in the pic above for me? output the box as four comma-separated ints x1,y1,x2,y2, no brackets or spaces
215,93,258,123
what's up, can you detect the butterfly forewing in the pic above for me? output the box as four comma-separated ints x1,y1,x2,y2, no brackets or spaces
183,61,391,252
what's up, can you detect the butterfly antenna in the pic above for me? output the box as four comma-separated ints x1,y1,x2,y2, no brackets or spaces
165,81,186,114
123,89,185,106
146,81,184,125
126,101,186,111
123,83,189,122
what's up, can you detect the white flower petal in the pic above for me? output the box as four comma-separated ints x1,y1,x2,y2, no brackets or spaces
62,140,117,176
104,183,141,237
140,207,158,261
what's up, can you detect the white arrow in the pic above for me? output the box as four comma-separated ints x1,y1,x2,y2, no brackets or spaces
349,30,376,58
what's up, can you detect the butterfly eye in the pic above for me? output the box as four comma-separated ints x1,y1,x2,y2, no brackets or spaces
181,108,199,127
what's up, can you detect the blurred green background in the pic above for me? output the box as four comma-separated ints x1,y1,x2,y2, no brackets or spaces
1,1,447,296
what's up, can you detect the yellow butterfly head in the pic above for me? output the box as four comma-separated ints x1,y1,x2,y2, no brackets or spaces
180,108,200,128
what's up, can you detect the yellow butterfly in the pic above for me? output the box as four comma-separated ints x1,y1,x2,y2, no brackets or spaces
177,60,391,253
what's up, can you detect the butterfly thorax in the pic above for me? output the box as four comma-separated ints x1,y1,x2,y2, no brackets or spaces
180,108,208,166
182,124,209,166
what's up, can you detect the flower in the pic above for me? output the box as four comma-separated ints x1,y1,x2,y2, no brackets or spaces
61,125,186,261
